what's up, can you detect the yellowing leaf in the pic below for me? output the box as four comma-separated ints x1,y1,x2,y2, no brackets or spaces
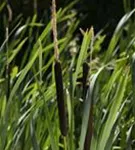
10,66,18,79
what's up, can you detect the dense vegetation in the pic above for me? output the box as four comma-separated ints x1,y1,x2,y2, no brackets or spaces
0,0,135,150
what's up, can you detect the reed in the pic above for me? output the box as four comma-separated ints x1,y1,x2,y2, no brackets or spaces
51,0,67,136
54,60,67,136
82,62,89,100
0,1,135,150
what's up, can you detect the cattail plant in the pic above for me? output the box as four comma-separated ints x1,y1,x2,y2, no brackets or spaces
83,27,94,150
51,0,67,136
84,106,93,150
82,62,89,100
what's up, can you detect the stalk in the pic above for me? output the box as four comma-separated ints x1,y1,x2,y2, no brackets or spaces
51,0,67,136
83,27,94,150
82,62,89,100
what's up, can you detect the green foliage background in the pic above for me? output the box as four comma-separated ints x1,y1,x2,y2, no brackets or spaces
0,0,135,150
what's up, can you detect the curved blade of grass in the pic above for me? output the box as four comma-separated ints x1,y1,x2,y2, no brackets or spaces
101,59,127,105
104,99,127,150
126,125,133,150
7,37,65,107
39,88,59,150
0,2,6,12
60,0,79,17
38,39,43,82
104,9,135,63
7,37,65,149
131,52,135,114
8,38,28,64
15,23,43,37
0,21,21,52
97,70,129,150
78,66,105,150
30,118,40,150
73,28,93,93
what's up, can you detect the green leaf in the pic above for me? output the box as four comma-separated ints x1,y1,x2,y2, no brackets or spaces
79,67,105,150
97,70,129,150
104,9,135,63
73,28,93,92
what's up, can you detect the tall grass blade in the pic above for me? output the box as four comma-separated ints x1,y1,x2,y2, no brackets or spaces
73,28,93,93
97,70,129,150
30,119,40,150
79,67,105,150
131,52,135,114
104,9,135,63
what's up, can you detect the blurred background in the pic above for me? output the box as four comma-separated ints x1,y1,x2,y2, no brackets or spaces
1,0,135,68
1,0,125,29
0,0,128,44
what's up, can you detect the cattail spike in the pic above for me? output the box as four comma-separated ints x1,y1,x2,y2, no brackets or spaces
54,60,67,136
